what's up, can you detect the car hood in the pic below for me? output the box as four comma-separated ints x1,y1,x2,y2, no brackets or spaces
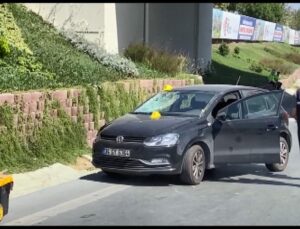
101,113,198,138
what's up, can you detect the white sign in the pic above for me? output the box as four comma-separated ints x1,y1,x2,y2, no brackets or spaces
263,21,276,41
220,11,240,40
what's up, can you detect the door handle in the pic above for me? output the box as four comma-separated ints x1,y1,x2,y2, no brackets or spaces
266,124,278,132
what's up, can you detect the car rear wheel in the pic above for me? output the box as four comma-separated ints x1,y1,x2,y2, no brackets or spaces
180,145,206,185
265,137,289,172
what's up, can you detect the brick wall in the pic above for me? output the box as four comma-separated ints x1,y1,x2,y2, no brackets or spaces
0,79,194,148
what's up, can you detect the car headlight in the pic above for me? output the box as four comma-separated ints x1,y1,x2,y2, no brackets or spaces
144,133,179,147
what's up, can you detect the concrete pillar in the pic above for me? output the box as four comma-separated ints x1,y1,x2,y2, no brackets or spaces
196,3,213,72
103,3,119,54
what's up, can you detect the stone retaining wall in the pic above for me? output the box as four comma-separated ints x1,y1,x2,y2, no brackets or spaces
0,79,194,147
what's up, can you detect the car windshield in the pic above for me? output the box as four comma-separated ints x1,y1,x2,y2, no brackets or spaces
133,90,215,117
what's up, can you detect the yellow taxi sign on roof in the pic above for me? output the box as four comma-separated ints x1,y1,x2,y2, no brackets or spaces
163,84,173,92
150,111,161,120
0,174,13,187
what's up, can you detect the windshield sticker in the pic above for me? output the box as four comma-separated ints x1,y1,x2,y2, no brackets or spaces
150,111,161,120
163,84,173,92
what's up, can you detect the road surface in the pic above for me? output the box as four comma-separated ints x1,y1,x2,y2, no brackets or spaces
2,119,300,226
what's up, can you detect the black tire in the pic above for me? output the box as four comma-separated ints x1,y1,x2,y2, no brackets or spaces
265,137,289,172
180,145,206,185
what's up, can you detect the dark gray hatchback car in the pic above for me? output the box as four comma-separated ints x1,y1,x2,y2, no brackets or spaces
92,84,291,185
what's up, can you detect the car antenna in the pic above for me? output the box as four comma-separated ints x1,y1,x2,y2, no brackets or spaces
236,75,241,85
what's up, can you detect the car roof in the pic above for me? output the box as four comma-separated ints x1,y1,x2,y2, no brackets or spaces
174,84,262,94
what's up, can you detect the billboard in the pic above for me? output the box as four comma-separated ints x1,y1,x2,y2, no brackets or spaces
238,15,256,40
212,9,223,39
289,29,295,45
263,21,276,41
211,8,300,45
282,26,289,43
273,24,284,42
252,19,265,41
220,11,240,40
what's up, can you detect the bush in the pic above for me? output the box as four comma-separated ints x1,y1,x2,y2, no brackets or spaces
234,46,240,55
0,36,10,58
61,29,139,76
285,53,300,65
124,43,187,75
218,42,230,56
259,58,295,75
263,47,282,58
249,62,263,73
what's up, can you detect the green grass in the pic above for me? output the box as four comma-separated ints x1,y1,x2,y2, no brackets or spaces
207,42,300,87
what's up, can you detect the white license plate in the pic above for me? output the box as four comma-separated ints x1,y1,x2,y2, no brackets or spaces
103,148,131,157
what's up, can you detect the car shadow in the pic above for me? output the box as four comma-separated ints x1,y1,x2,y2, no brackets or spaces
80,171,183,186
80,164,300,188
204,164,300,188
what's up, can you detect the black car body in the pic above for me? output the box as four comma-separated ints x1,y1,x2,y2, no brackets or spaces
92,84,292,185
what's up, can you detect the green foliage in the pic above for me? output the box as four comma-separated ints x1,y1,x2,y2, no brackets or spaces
61,29,139,76
285,52,300,65
124,43,187,76
235,3,286,23
0,36,10,58
0,100,87,173
218,42,230,56
6,4,123,90
249,62,263,73
234,46,240,55
263,47,283,58
259,58,295,75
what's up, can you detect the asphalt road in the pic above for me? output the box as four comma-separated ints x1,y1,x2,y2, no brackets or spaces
3,119,300,226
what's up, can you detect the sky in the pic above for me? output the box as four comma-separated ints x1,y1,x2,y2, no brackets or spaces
288,3,300,10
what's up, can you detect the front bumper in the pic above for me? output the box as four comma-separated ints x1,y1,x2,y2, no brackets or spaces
92,139,182,175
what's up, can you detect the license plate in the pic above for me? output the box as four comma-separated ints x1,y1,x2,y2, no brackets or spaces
103,148,131,157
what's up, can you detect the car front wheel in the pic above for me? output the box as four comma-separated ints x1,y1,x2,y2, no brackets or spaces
180,145,206,185
265,137,289,172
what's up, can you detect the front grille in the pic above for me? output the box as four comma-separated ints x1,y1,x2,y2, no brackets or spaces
93,155,146,169
100,134,145,143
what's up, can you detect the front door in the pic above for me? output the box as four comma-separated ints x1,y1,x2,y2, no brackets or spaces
213,90,283,164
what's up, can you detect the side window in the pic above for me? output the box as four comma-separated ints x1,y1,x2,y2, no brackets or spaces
244,93,281,119
212,91,241,118
179,94,193,110
225,102,242,120
241,89,264,97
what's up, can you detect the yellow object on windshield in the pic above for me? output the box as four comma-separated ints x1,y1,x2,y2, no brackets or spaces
150,111,161,120
163,84,173,92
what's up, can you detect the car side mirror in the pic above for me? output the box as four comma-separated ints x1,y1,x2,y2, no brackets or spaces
216,111,226,122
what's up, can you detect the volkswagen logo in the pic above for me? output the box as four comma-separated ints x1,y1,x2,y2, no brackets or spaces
116,136,124,143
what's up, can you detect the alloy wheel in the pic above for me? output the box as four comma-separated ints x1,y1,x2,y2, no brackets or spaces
280,141,288,165
192,150,204,179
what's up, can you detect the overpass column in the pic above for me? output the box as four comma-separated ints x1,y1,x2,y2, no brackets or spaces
196,3,213,73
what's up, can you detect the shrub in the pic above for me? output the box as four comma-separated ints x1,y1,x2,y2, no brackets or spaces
259,58,295,75
249,62,263,73
218,42,229,56
124,43,187,75
285,53,300,65
263,47,283,58
0,36,10,58
234,46,240,55
259,58,284,71
61,29,139,77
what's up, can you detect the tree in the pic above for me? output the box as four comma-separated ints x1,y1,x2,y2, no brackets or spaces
234,3,286,23
213,3,231,11
289,9,300,30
